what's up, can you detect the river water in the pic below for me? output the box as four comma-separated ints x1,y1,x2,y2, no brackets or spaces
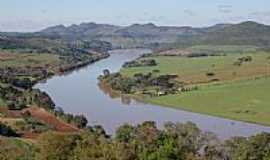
35,49,270,139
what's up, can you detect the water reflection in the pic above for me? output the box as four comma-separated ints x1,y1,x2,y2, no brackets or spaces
35,49,270,139
98,81,132,105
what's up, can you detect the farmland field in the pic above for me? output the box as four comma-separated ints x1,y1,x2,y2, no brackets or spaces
0,52,61,68
147,77,270,125
121,52,270,125
121,52,270,84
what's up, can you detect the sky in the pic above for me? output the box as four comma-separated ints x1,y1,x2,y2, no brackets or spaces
0,0,270,32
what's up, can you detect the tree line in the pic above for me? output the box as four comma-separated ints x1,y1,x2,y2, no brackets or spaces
33,121,270,160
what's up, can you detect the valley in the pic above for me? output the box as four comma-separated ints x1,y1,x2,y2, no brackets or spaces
1,21,270,159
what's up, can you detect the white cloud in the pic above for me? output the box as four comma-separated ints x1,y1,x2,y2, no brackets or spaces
218,5,233,14
184,9,196,16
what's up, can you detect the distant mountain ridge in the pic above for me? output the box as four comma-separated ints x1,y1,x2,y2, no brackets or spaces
1,21,270,50
37,21,270,49
38,22,204,48
183,21,270,47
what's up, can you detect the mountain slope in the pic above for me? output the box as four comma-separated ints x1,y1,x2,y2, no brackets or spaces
39,21,270,49
2,21,270,49
183,21,270,46
39,23,204,48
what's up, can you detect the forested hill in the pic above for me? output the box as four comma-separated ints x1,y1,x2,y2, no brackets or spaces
0,34,113,56
37,21,270,49
1,21,270,50
177,21,270,47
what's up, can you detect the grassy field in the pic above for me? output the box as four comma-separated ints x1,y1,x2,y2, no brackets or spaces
188,45,259,53
0,52,61,68
0,98,6,107
121,52,270,85
121,52,270,125
0,137,34,160
147,77,270,125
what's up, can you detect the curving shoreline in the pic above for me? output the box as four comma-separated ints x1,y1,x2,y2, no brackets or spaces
35,49,270,139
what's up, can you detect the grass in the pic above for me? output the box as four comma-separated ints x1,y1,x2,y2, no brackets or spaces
0,137,34,160
188,45,259,53
146,77,270,126
121,52,270,85
121,52,270,125
0,98,6,107
0,52,61,68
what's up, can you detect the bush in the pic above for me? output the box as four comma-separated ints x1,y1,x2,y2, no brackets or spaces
123,59,157,68
0,123,18,137
206,72,215,77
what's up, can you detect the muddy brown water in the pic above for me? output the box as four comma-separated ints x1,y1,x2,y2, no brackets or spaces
35,49,270,139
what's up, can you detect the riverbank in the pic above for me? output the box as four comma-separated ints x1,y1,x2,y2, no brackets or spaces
35,48,270,140
144,77,270,126
101,51,270,127
0,51,109,139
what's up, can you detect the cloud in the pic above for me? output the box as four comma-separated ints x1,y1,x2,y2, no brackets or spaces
218,5,233,14
183,9,196,16
249,11,270,18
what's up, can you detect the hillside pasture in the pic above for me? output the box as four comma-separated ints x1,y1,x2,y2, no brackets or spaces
121,52,270,85
0,52,61,68
147,77,270,126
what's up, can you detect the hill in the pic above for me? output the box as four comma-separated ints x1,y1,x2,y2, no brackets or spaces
177,21,270,47
36,21,270,49
38,22,204,48
1,21,270,52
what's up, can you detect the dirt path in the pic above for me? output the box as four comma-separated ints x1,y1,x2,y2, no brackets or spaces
0,108,22,118
24,107,79,132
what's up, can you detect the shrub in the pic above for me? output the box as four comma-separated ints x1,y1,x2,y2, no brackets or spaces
206,72,215,77
0,123,18,137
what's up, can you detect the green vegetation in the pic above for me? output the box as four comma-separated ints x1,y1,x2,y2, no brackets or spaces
123,59,157,68
37,21,270,49
0,121,269,160
0,137,34,160
175,21,270,48
0,37,108,131
188,45,259,54
33,122,270,160
0,97,6,106
0,53,60,68
52,108,88,129
0,122,18,137
1,20,270,159
99,71,181,95
115,52,270,125
121,53,270,85
148,77,270,125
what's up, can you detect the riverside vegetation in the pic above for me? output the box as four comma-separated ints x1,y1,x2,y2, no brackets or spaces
0,36,112,140
1,21,270,159
100,46,270,126
1,121,270,160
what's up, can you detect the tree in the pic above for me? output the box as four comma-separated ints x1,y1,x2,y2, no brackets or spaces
103,69,110,77
35,132,80,160
74,115,88,129
115,124,135,143
225,133,270,160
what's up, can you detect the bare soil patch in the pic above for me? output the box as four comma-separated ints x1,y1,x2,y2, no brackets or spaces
24,107,79,132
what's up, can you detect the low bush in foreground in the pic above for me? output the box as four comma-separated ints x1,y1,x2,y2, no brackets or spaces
0,123,18,137
34,121,270,160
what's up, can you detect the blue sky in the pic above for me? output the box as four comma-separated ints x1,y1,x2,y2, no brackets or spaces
0,0,270,32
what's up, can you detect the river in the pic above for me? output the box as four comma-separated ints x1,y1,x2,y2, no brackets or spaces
35,49,270,139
